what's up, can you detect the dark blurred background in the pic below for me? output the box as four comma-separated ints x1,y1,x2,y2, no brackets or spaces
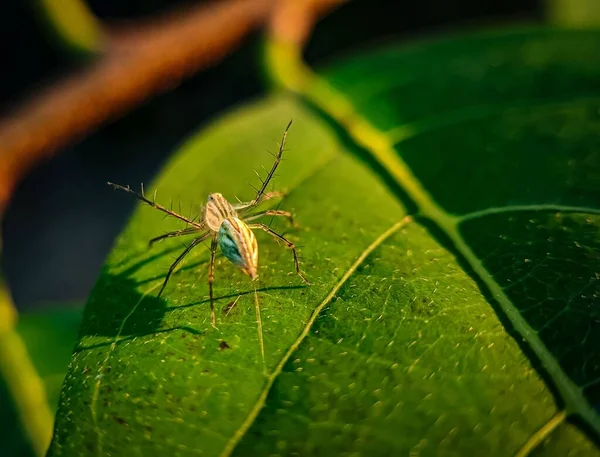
1,0,541,312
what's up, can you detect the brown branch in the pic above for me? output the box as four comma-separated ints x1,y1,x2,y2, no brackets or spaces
0,0,340,212
270,0,347,46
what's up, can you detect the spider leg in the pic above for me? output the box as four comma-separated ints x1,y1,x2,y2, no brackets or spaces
157,232,211,298
238,120,293,211
208,234,218,328
224,295,242,316
248,223,309,285
234,190,285,212
108,182,205,229
149,227,202,247
243,209,294,225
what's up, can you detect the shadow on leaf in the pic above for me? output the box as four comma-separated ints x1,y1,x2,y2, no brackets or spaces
75,245,307,351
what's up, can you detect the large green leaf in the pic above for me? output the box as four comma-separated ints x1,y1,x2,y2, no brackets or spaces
48,28,600,456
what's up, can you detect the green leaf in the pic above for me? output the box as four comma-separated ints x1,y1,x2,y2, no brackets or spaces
37,0,105,55
1,377,35,457
1,305,82,457
17,307,83,410
49,28,600,456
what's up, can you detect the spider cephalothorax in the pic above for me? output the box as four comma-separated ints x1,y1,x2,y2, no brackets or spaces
108,120,308,327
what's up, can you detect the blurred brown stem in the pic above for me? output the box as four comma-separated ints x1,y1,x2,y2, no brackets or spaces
0,0,341,213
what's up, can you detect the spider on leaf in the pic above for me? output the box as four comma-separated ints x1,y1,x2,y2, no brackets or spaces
108,120,309,328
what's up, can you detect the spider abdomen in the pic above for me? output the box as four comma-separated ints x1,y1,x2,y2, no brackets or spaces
218,217,258,279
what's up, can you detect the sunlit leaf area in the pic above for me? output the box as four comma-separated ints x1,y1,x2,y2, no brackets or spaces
1,1,599,456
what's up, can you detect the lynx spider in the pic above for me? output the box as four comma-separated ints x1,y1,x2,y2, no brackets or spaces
108,120,308,327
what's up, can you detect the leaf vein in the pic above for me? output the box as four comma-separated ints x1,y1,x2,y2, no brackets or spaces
218,216,413,457
386,94,600,145
90,283,161,456
458,204,600,222
267,45,600,439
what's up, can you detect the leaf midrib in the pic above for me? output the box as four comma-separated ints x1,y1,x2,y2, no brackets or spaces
262,38,600,442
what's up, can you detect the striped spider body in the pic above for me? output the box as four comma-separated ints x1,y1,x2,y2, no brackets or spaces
206,193,258,280
108,121,308,328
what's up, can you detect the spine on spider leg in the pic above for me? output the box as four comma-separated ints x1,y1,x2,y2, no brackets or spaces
107,182,205,229
247,120,293,207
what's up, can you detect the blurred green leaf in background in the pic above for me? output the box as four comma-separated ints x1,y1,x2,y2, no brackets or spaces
0,298,81,457
548,0,600,27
